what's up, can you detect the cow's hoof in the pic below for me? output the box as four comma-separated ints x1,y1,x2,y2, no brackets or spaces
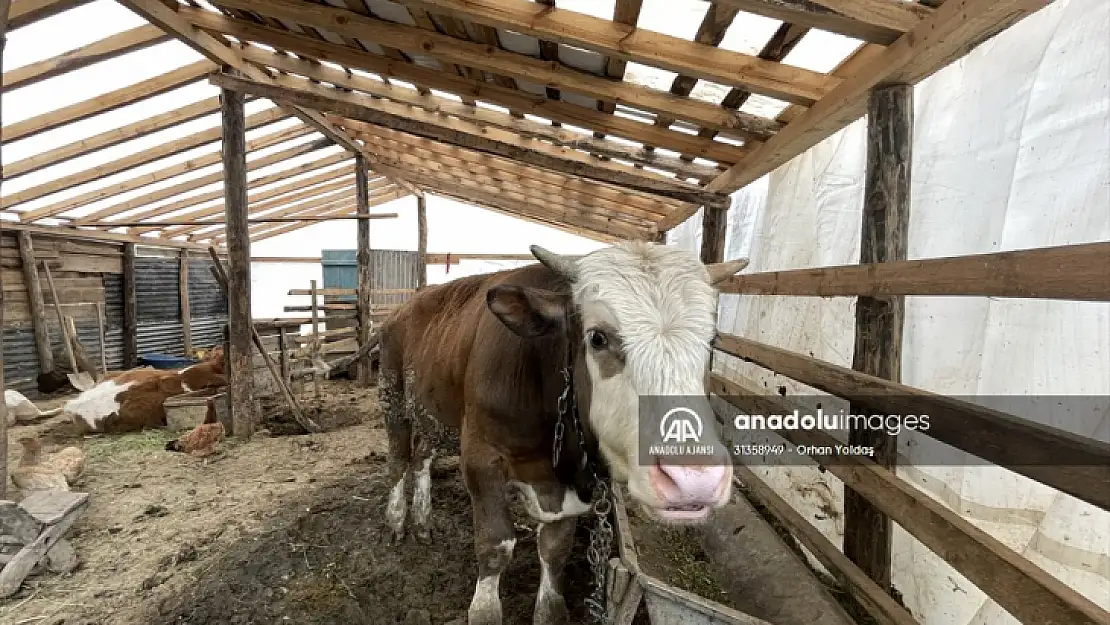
382,528,404,546
534,594,569,625
412,527,432,545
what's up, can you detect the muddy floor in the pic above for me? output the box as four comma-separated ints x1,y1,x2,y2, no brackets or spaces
0,379,620,625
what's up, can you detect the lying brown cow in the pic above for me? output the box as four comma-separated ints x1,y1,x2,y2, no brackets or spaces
63,348,226,434
378,242,747,624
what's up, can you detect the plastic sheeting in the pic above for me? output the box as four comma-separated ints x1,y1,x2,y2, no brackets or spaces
670,1,1110,622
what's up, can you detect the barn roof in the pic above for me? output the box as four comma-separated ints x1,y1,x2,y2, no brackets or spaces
1,0,1051,248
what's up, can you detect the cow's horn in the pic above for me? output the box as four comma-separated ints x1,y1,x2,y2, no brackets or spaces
706,258,750,285
530,245,580,281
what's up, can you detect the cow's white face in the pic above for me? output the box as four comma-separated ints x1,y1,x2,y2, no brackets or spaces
488,242,748,524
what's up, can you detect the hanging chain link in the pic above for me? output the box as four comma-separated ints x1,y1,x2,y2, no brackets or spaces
584,480,613,624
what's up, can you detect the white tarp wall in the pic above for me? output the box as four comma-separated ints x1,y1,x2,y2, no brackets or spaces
671,0,1110,622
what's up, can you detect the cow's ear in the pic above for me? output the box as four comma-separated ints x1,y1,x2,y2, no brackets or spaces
487,285,567,338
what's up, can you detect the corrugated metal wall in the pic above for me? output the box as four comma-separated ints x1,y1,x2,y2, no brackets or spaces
2,254,226,396
321,249,420,305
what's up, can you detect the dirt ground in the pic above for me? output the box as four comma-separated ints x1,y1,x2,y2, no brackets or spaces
0,379,614,625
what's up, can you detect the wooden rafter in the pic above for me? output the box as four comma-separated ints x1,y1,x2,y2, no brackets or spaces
392,0,837,103
17,131,332,221
191,3,783,141
238,45,721,181
1,59,215,145
182,12,744,163
597,0,643,124
707,0,928,45
2,23,169,92
5,109,294,210
210,71,731,208
8,0,92,30
114,0,421,197
74,152,350,226
707,0,1052,194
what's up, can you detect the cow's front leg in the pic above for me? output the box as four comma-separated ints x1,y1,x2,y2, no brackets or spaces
409,435,435,544
534,517,576,625
463,455,515,625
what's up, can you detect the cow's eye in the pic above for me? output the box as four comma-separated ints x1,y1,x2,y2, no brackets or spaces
587,329,608,350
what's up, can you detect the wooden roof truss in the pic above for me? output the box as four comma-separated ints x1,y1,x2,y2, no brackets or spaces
0,0,1050,245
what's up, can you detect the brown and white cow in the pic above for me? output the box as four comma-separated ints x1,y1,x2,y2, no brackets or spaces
377,241,747,624
63,348,226,434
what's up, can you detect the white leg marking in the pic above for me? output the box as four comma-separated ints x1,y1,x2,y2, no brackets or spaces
411,456,433,529
510,482,591,522
469,539,515,623
385,475,408,534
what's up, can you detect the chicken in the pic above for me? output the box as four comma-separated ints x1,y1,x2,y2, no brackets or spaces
165,422,226,457
11,437,86,497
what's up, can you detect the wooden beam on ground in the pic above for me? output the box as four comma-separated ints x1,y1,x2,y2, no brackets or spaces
416,195,427,289
707,0,1052,194
18,130,330,222
3,23,169,93
181,11,745,165
355,155,373,386
4,95,227,180
5,108,291,210
1,59,215,145
719,242,1110,301
122,243,137,369
221,86,255,440
843,84,911,593
387,0,836,105
708,0,927,45
713,333,1110,512
16,231,53,373
7,0,91,30
210,71,729,209
179,250,191,356
349,122,676,219
114,0,420,198
74,152,348,227
204,0,790,135
236,45,722,181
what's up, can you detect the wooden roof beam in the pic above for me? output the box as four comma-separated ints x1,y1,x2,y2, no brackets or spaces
343,120,676,219
189,4,783,141
707,0,1053,194
18,131,332,222
239,45,721,182
180,12,744,164
393,0,836,103
73,152,349,226
707,0,929,45
3,23,169,93
114,0,422,198
181,190,356,241
8,0,92,30
206,187,407,243
159,184,359,238
596,0,644,125
4,108,292,210
211,71,731,209
1,59,215,145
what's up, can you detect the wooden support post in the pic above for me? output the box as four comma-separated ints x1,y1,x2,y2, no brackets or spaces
654,230,668,245
310,279,321,399
221,84,256,439
41,263,77,374
95,302,107,375
17,232,53,374
122,242,138,369
1,0,12,500
179,250,192,356
355,155,373,386
278,326,289,383
416,194,427,289
699,205,728,265
844,83,912,591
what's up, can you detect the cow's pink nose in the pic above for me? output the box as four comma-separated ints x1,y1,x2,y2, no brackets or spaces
649,462,730,506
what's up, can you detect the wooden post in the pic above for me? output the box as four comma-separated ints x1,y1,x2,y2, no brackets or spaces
699,205,728,265
844,84,912,591
17,232,54,374
416,194,427,289
355,155,373,386
310,279,321,400
179,250,192,356
1,0,13,500
221,84,256,440
122,242,138,369
278,327,289,383
654,230,668,244
42,262,78,374
95,302,107,375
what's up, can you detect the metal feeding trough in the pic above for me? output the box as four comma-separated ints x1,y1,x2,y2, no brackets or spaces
610,486,775,625
163,388,228,432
